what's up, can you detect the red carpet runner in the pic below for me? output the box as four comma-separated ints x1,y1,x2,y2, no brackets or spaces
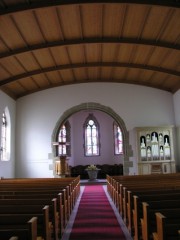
69,185,127,240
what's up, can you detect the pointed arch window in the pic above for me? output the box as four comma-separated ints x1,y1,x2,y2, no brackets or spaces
57,121,71,156
84,114,100,156
1,112,7,161
114,122,123,155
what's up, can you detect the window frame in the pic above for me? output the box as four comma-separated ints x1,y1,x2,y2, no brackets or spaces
0,112,7,161
57,121,71,157
84,114,100,157
114,121,123,155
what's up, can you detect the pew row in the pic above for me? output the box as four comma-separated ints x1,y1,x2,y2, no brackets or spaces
0,216,38,240
106,174,180,240
0,176,80,240
141,202,180,240
153,212,180,240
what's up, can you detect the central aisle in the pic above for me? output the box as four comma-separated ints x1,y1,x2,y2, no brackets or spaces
63,185,132,240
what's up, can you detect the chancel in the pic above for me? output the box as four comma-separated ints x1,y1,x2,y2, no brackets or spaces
0,0,180,239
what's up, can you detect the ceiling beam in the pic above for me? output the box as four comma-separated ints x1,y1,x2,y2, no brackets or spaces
0,62,179,87
0,37,179,59
0,0,179,16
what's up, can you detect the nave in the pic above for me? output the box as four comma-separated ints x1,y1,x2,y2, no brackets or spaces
62,183,133,240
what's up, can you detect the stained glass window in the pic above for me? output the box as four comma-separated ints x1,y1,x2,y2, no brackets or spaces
114,122,123,154
84,114,100,156
58,121,71,156
0,112,7,161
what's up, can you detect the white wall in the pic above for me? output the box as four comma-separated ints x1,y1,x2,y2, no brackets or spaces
15,83,175,177
173,90,180,171
173,90,180,126
0,90,16,178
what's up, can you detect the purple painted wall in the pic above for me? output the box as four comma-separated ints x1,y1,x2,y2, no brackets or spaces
68,110,123,167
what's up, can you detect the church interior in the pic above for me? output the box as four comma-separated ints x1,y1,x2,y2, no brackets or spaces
0,0,180,239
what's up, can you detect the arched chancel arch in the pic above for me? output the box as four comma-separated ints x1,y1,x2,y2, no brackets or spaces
52,102,133,175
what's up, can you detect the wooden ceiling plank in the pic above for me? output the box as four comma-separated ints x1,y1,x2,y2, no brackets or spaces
0,62,13,76
161,50,180,70
162,74,180,90
34,7,64,41
1,56,25,75
18,76,40,91
81,4,103,38
128,45,138,63
9,14,29,46
0,1,179,97
57,70,64,84
2,81,26,97
155,8,175,41
30,51,51,86
137,6,152,39
0,1,180,16
102,4,123,37
0,37,179,59
65,46,77,82
0,85,17,99
45,71,61,85
147,47,169,67
55,7,65,40
11,10,44,45
102,43,118,62
0,15,25,49
50,46,69,65
60,69,74,83
123,4,147,38
155,73,169,88
32,10,47,44
119,4,128,37
77,5,84,39
0,62,179,87
0,35,12,52
73,67,88,81
0,63,12,80
32,74,51,88
58,5,82,39
159,9,180,44
143,45,155,65
83,45,89,80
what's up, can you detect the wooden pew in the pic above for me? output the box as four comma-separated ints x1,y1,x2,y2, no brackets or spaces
0,178,80,223
0,195,62,239
141,202,180,240
128,191,180,237
0,204,53,240
106,174,180,240
153,212,180,240
0,188,69,227
0,177,80,238
0,216,38,240
132,192,180,240
107,173,180,197
107,174,180,215
122,182,180,225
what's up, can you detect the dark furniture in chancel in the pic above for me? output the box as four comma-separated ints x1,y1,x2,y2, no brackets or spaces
70,164,123,179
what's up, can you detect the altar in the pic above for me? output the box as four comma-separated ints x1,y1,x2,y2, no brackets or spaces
86,169,100,181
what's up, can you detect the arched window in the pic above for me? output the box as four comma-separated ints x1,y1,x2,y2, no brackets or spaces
0,112,7,161
84,114,100,156
114,122,123,155
57,121,71,156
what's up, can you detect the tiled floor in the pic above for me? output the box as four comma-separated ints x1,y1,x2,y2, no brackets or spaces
61,184,133,240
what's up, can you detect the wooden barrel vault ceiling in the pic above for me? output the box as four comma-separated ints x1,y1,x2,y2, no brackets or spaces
0,0,179,99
